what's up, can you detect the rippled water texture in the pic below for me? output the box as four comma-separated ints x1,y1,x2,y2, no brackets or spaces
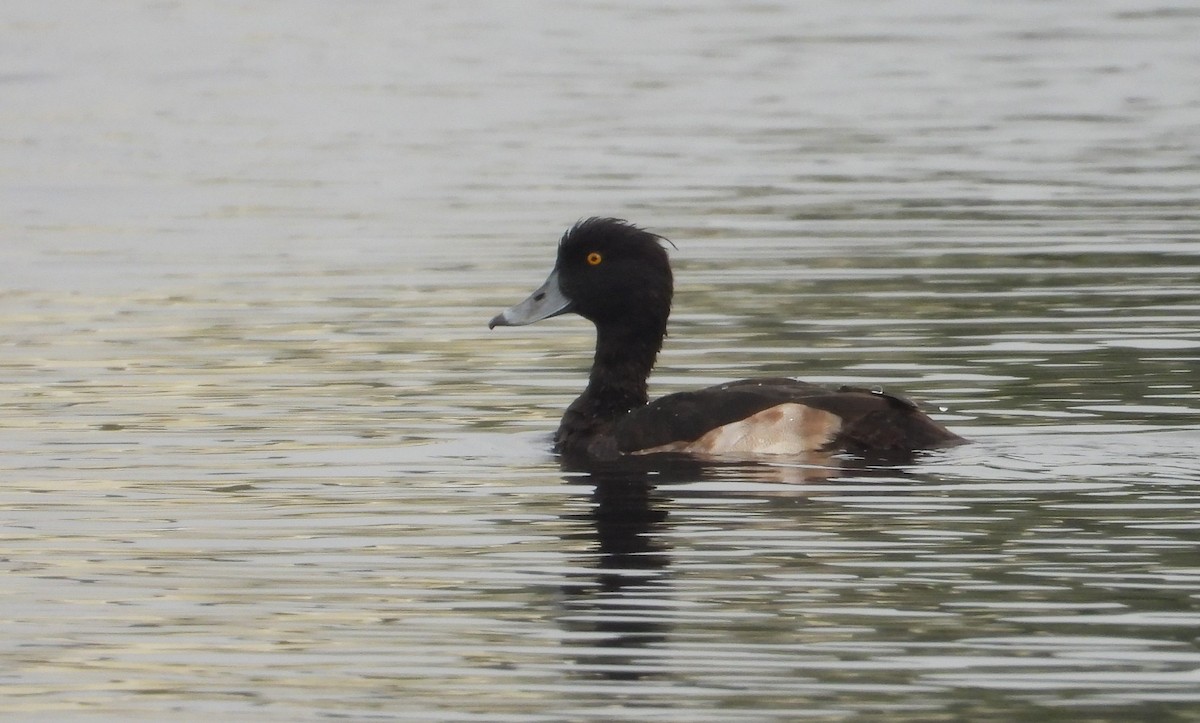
2,1,1199,720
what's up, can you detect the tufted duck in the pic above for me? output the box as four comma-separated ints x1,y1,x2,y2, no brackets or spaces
489,217,965,461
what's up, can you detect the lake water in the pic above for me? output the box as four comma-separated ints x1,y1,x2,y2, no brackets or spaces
3,1,1199,720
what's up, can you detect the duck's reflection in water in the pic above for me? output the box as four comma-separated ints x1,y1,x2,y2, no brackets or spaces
555,457,676,680
552,452,928,681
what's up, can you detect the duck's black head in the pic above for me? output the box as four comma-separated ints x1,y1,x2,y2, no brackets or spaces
490,217,674,332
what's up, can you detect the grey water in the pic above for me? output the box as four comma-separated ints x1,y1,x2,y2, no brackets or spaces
2,1,1199,720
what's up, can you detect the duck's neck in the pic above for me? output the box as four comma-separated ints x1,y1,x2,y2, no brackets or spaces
583,321,664,419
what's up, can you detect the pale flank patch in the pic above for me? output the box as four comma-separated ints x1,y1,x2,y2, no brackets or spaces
633,403,842,456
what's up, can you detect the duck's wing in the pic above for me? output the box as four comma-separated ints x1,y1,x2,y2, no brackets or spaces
613,378,820,453
614,378,964,457
810,385,966,455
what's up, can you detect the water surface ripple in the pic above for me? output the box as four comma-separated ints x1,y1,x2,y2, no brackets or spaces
2,1,1199,720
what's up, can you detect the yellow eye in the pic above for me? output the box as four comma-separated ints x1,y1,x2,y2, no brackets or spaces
586,252,603,266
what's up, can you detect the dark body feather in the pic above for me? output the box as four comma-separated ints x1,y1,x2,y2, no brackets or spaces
557,378,964,460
